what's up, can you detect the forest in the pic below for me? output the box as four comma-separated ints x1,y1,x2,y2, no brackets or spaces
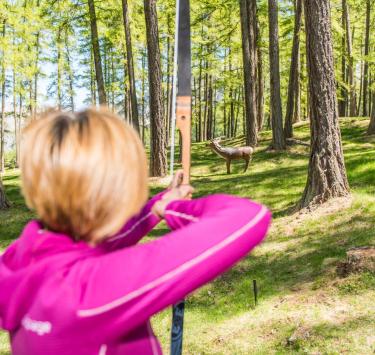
0,0,375,354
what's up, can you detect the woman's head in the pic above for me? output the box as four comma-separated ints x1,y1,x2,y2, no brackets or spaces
21,107,148,244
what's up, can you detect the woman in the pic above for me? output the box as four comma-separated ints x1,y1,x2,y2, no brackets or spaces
0,108,271,354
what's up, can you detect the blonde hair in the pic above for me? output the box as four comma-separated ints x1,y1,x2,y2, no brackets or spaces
21,107,148,243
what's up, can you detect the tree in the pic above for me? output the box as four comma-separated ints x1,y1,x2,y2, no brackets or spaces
239,0,258,146
368,92,375,134
0,177,10,209
87,0,106,105
144,0,167,176
362,0,371,117
284,0,303,139
300,0,350,208
343,0,356,117
268,0,285,150
0,20,6,173
122,0,140,132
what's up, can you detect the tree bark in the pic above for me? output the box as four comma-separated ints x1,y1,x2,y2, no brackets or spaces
0,177,10,209
284,0,302,139
56,26,63,109
13,64,19,168
207,75,213,140
203,58,209,140
197,54,203,141
122,0,140,131
339,3,347,117
0,20,6,173
368,92,375,134
343,0,356,117
363,0,371,116
239,0,257,146
255,8,264,132
141,51,146,144
65,29,75,112
144,0,167,176
300,0,350,208
268,0,285,150
88,0,106,105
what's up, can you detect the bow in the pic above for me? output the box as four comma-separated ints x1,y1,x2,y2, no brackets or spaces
169,0,191,354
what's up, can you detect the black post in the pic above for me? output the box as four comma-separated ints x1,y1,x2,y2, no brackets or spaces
253,279,258,307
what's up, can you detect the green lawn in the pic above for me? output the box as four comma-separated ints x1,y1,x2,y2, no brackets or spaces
1,118,375,354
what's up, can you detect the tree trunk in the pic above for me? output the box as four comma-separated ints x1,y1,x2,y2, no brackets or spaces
88,0,106,105
0,177,10,209
293,42,301,124
144,0,167,176
122,0,140,131
339,3,347,117
141,51,146,144
239,0,258,146
343,0,356,117
363,0,371,116
300,0,350,208
0,20,6,173
56,26,63,109
13,65,19,168
268,0,285,150
284,0,302,139
207,75,213,140
256,49,264,131
203,59,209,140
65,30,75,112
33,34,40,119
166,22,171,143
367,91,375,134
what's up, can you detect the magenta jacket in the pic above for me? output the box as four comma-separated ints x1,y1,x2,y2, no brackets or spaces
0,192,271,354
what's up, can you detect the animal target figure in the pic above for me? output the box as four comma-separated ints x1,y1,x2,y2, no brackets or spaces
208,138,254,174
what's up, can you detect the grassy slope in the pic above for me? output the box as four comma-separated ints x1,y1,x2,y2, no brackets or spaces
1,118,374,354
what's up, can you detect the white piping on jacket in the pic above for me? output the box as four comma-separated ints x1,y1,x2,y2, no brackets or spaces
108,212,153,242
77,206,268,317
98,344,107,355
164,210,199,222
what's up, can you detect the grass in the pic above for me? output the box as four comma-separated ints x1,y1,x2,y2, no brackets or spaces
1,118,375,354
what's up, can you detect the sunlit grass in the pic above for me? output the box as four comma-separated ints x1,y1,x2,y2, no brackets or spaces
1,118,375,354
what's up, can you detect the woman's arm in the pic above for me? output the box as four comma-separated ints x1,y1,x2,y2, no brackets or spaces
76,194,271,337
102,190,166,250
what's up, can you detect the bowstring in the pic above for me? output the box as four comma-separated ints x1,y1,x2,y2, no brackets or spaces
169,0,180,178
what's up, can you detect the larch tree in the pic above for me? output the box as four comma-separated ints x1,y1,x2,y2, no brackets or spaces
87,0,106,105
300,0,350,208
122,0,140,132
239,0,258,146
367,91,375,134
268,0,285,150
144,0,167,176
0,177,10,209
0,20,6,173
363,0,371,117
343,0,356,117
284,0,303,139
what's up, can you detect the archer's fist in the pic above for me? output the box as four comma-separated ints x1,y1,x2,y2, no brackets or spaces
152,170,194,218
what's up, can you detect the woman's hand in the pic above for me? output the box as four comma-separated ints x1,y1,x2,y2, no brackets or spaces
152,170,194,218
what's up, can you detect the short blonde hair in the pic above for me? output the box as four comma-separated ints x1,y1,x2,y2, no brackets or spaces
21,107,148,243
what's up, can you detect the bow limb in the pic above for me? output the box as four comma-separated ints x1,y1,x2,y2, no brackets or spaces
176,96,191,185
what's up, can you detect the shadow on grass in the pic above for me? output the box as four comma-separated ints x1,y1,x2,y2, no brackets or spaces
185,204,375,320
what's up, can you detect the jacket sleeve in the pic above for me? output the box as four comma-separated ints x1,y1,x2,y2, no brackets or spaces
101,190,167,251
76,194,271,337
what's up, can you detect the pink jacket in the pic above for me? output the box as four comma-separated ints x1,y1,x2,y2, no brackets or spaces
0,192,271,354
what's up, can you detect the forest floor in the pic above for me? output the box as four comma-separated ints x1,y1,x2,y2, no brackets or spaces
1,118,375,354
